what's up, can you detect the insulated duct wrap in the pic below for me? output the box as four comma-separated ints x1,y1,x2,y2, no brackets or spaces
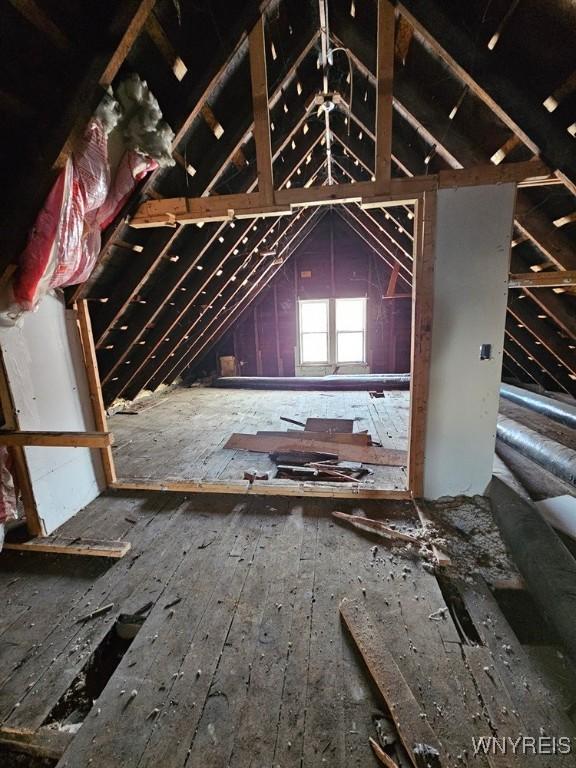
496,415,576,485
213,374,411,391
490,477,576,667
500,384,576,430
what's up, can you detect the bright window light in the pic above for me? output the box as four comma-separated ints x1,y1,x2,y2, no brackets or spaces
336,298,366,363
298,297,366,366
299,300,329,363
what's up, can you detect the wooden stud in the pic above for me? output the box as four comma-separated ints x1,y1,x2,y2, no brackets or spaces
0,350,43,536
76,300,117,484
249,17,274,205
374,0,395,190
407,191,436,498
0,431,112,448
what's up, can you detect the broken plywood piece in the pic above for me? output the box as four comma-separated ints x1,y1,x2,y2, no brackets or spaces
340,598,444,768
3,537,131,558
224,433,407,466
257,430,370,445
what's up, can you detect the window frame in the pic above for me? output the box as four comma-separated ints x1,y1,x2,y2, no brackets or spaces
297,297,367,366
298,298,330,365
334,297,367,364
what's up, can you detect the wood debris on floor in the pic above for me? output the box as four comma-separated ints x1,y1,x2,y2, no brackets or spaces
0,492,575,767
224,416,406,484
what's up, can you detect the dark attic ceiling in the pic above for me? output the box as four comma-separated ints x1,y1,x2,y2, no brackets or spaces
2,0,576,404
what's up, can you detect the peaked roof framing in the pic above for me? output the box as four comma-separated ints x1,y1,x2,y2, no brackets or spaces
5,0,575,402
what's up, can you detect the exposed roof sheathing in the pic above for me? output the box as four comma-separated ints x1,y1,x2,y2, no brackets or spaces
2,0,576,403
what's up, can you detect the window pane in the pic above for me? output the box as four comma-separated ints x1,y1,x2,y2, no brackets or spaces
337,332,364,363
300,301,328,332
302,332,328,363
336,298,365,331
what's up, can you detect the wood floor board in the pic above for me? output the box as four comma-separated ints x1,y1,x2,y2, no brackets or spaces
108,387,410,495
57,500,264,768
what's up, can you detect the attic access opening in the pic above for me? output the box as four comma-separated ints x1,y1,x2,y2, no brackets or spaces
98,193,432,501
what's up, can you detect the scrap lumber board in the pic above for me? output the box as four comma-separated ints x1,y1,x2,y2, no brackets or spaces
3,537,131,558
340,598,444,768
332,511,420,543
224,433,407,466
305,417,354,432
257,430,370,445
0,430,112,448
0,726,72,760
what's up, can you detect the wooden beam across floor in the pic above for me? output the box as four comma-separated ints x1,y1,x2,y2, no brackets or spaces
3,537,130,558
509,270,576,288
0,431,112,448
129,160,551,228
111,478,412,500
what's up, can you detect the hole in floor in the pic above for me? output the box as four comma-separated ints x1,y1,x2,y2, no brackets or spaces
42,612,145,731
0,749,57,768
435,575,482,645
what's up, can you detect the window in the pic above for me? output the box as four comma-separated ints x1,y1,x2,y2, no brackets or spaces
335,298,366,363
298,298,367,366
299,299,329,363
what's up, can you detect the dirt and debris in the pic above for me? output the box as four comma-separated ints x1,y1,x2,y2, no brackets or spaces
416,495,519,585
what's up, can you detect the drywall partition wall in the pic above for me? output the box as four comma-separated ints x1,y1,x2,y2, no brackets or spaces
423,183,516,499
0,293,105,534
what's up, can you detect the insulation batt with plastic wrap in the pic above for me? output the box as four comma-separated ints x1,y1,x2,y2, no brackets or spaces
7,75,175,318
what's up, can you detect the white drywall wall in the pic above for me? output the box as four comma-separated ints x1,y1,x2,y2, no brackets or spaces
423,183,516,499
0,293,105,533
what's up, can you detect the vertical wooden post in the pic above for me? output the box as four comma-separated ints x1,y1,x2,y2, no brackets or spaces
76,300,117,485
254,304,263,376
374,0,395,191
407,192,436,497
249,17,274,205
0,350,43,536
273,284,283,376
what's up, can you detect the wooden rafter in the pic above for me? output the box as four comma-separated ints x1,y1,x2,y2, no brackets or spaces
8,0,70,51
101,125,326,401
509,271,576,289
6,0,158,270
397,0,576,194
505,318,574,395
249,17,274,205
154,209,327,391
69,19,319,305
121,159,329,398
508,298,576,378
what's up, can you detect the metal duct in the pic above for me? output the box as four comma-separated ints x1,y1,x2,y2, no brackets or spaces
500,384,576,430
496,415,576,485
213,374,410,391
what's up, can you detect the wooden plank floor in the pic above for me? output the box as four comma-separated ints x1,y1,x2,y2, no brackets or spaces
1,490,574,767
108,387,410,497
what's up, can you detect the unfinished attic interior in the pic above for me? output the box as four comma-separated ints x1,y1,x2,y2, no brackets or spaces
2,1,576,767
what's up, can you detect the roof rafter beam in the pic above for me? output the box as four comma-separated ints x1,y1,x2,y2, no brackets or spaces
249,16,274,204
150,208,327,392
397,0,576,194
105,142,327,401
